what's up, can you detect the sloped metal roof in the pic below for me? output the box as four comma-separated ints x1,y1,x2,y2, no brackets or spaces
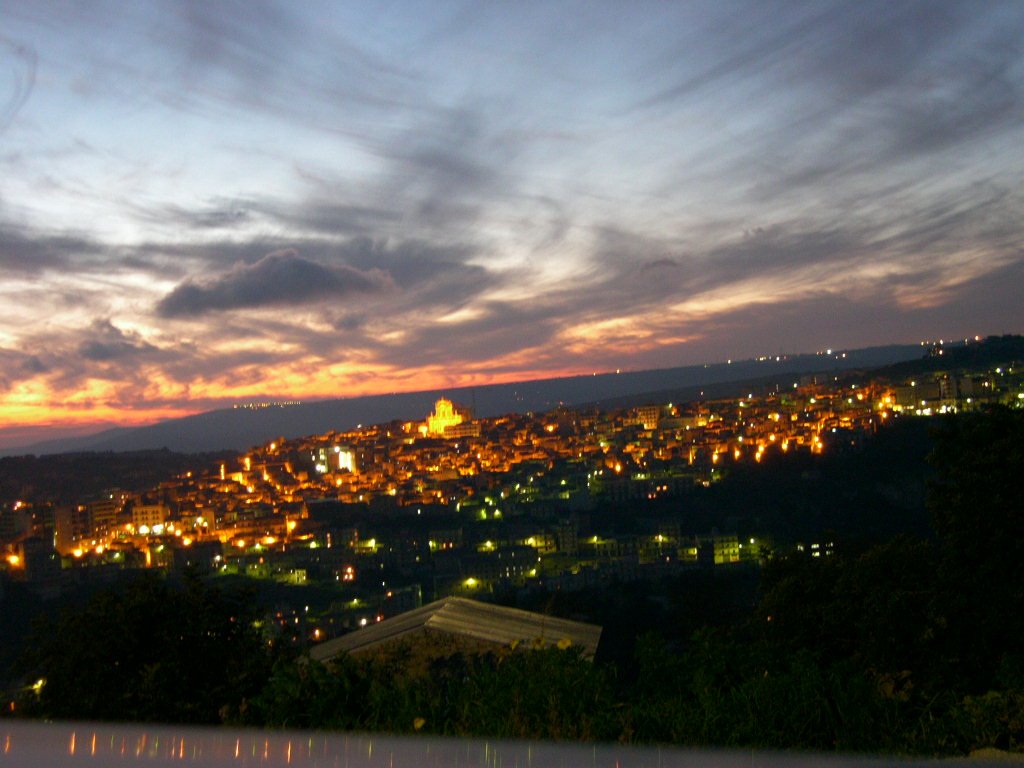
309,596,601,663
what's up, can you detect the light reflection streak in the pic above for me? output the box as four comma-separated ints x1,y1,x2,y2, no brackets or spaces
1,720,937,767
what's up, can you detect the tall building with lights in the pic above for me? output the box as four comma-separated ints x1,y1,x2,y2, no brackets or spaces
425,398,480,438
313,445,357,474
426,398,462,435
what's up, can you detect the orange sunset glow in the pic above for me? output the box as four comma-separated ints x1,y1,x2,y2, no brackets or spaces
2,3,1023,452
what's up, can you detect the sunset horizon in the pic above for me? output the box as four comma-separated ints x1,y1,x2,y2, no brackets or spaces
4,1,1023,447
0,331,1002,453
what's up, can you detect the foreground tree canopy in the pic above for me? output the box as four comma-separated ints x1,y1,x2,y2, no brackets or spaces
17,571,273,724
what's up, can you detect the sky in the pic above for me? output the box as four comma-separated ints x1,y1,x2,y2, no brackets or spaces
2,1,1023,449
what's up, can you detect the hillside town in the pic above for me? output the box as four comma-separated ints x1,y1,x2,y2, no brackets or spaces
2,349,1021,644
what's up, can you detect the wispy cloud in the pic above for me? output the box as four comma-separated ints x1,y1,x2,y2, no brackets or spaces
0,0,1022,442
0,35,36,133
0,227,94,274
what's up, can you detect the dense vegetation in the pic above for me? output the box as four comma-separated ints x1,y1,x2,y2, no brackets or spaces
4,407,1023,756
12,571,274,723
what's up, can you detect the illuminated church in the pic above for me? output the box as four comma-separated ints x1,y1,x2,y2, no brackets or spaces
425,398,480,438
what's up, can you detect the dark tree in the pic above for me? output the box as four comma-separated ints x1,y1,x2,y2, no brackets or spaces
927,406,1024,692
17,571,273,724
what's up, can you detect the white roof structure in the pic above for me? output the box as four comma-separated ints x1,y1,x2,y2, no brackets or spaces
309,596,602,663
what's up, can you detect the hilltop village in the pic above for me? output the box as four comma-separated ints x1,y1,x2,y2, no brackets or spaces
2,344,1021,643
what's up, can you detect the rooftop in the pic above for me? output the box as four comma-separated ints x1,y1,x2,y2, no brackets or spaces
309,596,602,663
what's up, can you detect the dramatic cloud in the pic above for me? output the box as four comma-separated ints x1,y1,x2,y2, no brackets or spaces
1,1,1022,448
0,227,92,274
156,250,394,317
77,319,161,362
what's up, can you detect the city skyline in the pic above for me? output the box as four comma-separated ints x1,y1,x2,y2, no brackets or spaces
3,1,1023,448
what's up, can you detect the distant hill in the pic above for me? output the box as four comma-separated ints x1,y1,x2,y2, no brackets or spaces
0,449,236,506
4,344,924,457
870,334,1024,380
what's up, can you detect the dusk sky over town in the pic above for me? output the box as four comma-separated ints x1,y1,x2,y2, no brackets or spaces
2,0,1023,449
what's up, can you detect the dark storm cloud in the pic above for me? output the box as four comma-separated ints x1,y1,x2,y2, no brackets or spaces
0,348,48,392
148,233,493,305
332,314,364,332
77,319,160,362
0,318,181,396
0,227,99,274
155,249,394,317
20,355,48,375
189,237,507,362
7,313,312,402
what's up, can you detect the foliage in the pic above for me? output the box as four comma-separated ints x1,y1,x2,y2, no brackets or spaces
16,570,273,724
950,690,1024,753
602,407,1024,755
245,642,618,741
430,644,619,740
241,655,369,730
927,407,1024,692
